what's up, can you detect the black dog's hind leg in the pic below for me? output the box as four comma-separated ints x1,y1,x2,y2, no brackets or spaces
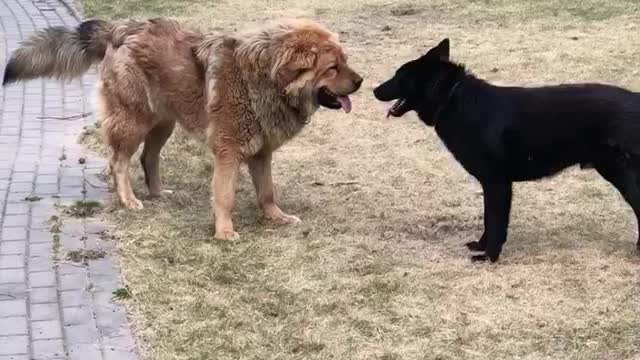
594,153,640,252
472,182,512,262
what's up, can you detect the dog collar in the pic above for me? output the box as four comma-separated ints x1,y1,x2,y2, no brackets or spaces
432,80,463,124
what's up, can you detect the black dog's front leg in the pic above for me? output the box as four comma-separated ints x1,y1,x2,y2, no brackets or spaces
465,232,486,251
465,183,491,252
471,182,512,263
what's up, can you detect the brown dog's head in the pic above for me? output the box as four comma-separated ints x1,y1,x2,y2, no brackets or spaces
238,19,363,113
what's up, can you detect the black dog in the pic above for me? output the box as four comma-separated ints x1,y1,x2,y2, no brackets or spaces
374,39,640,262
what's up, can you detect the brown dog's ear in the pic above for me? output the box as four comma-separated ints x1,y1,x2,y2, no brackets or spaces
275,65,306,89
272,48,316,90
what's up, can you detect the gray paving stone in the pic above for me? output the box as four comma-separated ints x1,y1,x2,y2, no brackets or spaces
103,334,136,350
59,273,87,291
0,269,25,284
60,176,83,187
60,290,90,308
0,316,28,335
0,169,11,179
35,174,58,185
0,355,29,360
37,165,59,175
0,299,27,317
62,220,84,237
34,184,58,195
60,186,83,197
68,343,102,360
65,323,99,344
29,287,57,304
29,256,54,272
61,235,84,253
0,127,20,136
0,241,26,255
29,217,51,231
31,320,63,340
28,230,52,244
0,254,24,269
0,283,27,301
29,243,52,259
1,215,28,227
30,303,60,321
1,227,27,241
13,163,36,172
104,349,137,360
4,203,28,215
58,263,85,275
32,339,65,359
0,335,28,355
29,271,56,288
10,172,35,183
62,306,92,326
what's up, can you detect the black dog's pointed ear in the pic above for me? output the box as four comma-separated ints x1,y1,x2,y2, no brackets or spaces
423,38,450,61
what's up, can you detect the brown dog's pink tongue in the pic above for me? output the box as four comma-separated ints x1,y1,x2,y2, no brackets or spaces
337,96,352,113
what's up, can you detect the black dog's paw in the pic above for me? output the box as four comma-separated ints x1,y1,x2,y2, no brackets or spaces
465,241,485,251
471,254,489,262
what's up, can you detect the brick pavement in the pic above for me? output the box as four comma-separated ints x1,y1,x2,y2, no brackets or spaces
0,0,138,359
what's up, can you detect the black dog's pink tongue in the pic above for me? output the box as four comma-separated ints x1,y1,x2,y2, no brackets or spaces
337,96,352,113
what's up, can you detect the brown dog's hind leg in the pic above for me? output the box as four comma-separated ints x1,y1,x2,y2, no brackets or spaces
111,146,144,210
140,120,176,197
212,154,241,240
104,111,148,210
248,151,301,225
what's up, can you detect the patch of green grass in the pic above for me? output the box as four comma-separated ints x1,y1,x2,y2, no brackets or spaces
63,200,103,218
66,249,107,263
113,287,133,300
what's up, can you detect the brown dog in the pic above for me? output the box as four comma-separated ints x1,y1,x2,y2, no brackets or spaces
3,18,363,239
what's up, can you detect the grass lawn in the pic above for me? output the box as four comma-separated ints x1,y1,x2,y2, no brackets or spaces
79,0,640,359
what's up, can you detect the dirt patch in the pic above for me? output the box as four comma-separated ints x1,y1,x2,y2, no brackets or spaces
390,3,422,16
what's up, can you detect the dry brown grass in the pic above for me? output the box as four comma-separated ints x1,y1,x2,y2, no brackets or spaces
79,0,640,359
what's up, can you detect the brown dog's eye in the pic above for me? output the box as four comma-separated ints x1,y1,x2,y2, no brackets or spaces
329,65,338,71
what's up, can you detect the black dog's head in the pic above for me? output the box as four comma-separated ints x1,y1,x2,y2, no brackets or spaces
373,38,456,124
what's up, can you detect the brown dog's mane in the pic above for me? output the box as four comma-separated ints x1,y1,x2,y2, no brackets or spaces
196,19,337,153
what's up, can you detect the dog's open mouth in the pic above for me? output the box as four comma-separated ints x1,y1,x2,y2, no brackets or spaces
318,87,352,113
386,98,410,118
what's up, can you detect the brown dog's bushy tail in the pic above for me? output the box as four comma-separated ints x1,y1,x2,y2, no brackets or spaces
3,19,112,85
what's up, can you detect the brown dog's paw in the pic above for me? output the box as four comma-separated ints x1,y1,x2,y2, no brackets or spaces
122,197,144,210
214,230,240,241
268,213,301,226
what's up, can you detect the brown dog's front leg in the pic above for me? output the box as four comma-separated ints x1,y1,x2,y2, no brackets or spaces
212,155,240,240
248,151,301,225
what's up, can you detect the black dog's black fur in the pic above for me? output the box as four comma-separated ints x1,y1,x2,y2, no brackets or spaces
374,39,640,262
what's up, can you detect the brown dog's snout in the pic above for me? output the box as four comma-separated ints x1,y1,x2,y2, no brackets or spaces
353,74,363,91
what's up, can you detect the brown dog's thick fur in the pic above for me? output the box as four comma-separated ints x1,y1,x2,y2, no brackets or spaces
4,18,363,239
